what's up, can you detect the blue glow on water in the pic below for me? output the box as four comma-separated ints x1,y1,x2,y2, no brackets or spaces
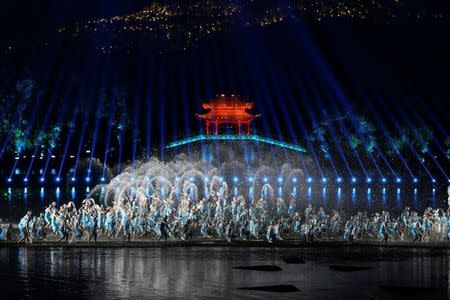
352,188,356,205
431,188,436,207
337,187,342,205
396,188,402,208
413,188,418,209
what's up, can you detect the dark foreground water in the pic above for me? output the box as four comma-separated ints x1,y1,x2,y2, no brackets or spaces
0,246,448,299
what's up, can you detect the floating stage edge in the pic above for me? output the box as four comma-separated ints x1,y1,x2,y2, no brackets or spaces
165,134,308,153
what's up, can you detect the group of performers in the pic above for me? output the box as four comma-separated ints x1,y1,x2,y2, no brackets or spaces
5,189,450,244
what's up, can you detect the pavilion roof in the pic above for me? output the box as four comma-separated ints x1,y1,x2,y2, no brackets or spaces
197,95,259,121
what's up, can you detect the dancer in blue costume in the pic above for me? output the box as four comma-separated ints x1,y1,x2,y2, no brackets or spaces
71,215,82,239
44,202,56,228
105,209,116,238
89,212,99,242
122,211,132,243
57,215,70,243
0,219,9,241
18,211,32,244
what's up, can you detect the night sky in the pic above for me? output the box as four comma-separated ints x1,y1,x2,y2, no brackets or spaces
0,1,449,176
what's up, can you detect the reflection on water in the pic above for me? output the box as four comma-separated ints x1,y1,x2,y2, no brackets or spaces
0,185,446,222
0,247,448,299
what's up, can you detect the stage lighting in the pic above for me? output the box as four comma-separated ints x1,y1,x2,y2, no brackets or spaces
204,176,209,182
352,177,357,183
40,177,45,182
277,177,283,183
432,178,436,183
189,176,194,182
292,177,297,183
413,178,418,183
396,178,401,183
366,178,372,183
233,176,239,183
71,177,76,182
248,177,254,182
263,177,269,183
7,178,12,183
24,178,28,182
56,177,61,182
100,177,105,182
322,177,327,183
336,177,343,183
382,178,387,183
85,177,90,182
307,177,313,183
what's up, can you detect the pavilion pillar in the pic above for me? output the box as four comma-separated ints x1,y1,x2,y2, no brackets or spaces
238,121,241,135
205,121,210,135
215,120,219,135
246,122,251,135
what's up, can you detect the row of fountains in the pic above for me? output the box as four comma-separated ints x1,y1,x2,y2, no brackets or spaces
92,155,306,207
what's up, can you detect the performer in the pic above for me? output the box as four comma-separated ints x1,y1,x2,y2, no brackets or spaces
158,216,171,242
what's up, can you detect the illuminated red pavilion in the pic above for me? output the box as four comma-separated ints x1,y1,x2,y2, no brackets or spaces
196,95,260,135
